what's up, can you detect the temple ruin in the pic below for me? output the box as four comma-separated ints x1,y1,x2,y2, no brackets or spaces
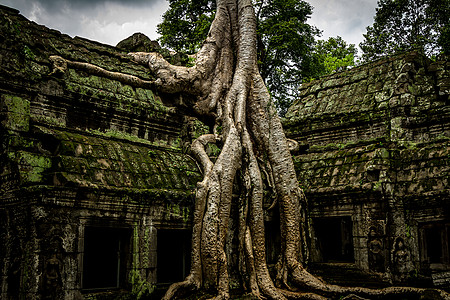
0,4,448,299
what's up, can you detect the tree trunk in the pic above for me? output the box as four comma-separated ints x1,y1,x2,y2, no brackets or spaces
131,1,309,298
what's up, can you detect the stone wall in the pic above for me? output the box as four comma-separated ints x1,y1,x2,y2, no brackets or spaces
0,5,201,299
284,51,449,286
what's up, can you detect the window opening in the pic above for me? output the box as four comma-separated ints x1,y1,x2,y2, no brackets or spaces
157,229,191,284
82,226,131,290
313,217,354,262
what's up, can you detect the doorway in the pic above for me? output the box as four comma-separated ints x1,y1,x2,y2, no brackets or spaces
82,226,131,290
157,229,191,284
313,217,354,262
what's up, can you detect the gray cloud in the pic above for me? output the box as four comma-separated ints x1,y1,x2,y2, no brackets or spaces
0,0,168,45
1,0,378,51
4,0,161,14
308,0,378,51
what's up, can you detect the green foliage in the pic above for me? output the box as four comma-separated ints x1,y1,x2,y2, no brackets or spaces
157,0,320,116
157,0,216,53
255,0,320,116
360,0,450,62
186,56,197,67
308,36,357,80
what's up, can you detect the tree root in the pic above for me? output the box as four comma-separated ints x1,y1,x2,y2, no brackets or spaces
49,55,156,88
161,275,202,300
289,264,450,299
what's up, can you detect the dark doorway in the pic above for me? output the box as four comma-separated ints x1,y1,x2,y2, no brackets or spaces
313,217,354,262
425,227,443,263
420,223,449,266
82,226,131,290
157,229,191,284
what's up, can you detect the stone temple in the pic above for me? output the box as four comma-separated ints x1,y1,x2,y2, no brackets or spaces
0,4,448,299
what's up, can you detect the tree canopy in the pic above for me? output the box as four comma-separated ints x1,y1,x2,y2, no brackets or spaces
360,0,450,62
308,36,357,81
157,0,216,54
157,0,321,116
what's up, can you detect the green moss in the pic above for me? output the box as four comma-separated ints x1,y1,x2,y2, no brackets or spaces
2,95,30,131
170,136,182,149
11,22,21,34
372,181,382,191
87,128,181,150
166,203,191,222
397,141,418,150
129,227,156,299
31,114,66,127
432,135,450,142
119,85,134,98
64,67,171,114
379,148,390,159
9,151,51,183
23,45,36,60
207,143,221,157
6,135,35,149
191,118,210,139
141,227,151,268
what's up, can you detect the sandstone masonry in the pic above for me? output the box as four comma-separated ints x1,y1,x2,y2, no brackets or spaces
284,49,449,287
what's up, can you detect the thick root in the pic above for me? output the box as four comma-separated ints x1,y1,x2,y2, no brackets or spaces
290,264,450,299
49,55,155,88
162,274,201,300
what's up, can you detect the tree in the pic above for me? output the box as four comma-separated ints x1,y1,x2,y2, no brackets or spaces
360,0,450,62
308,36,357,80
157,0,320,116
129,1,449,299
157,0,216,53
57,0,450,298
255,0,320,116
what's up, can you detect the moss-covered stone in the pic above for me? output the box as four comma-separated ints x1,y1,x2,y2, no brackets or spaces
284,50,449,286
1,95,30,132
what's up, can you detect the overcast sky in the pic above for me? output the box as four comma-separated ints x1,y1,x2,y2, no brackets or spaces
0,0,378,53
